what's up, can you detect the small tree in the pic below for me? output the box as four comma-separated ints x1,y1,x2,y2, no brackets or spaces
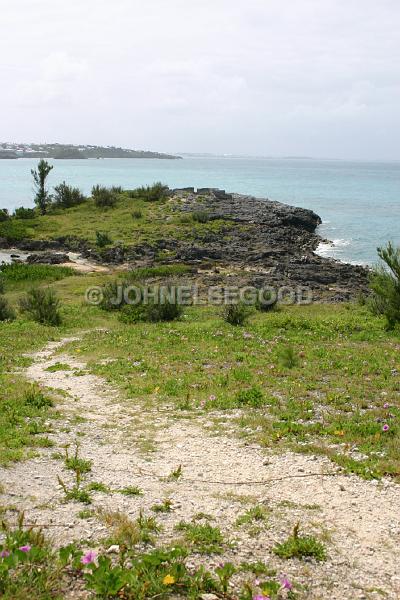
369,241,400,330
31,159,53,214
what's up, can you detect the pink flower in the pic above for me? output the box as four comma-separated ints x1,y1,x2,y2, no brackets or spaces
253,595,270,600
18,545,31,553
81,550,96,564
209,394,216,401
383,424,390,432
280,575,293,590
383,403,390,409
1,550,10,558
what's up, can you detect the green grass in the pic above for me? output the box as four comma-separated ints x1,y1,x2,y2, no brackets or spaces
130,264,192,279
0,263,76,283
59,300,400,480
1,267,400,484
4,193,233,249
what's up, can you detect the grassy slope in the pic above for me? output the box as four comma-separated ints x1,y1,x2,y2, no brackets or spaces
0,193,233,248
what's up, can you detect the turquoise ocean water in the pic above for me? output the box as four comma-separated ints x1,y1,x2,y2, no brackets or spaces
0,157,399,265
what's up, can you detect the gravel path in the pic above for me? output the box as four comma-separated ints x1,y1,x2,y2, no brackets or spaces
1,336,399,599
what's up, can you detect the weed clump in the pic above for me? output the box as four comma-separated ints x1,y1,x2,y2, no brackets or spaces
131,209,143,219
95,230,112,247
277,345,299,369
175,521,225,554
273,523,326,561
222,302,252,326
24,386,53,409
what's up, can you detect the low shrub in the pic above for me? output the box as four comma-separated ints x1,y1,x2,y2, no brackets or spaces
100,280,127,311
191,210,211,223
53,182,86,208
19,288,62,325
120,296,183,323
13,206,36,219
91,185,118,208
222,302,252,326
0,296,16,321
369,241,400,329
96,231,112,247
128,182,169,202
131,209,143,219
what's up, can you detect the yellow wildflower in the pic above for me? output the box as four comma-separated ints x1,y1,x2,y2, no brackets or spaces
163,574,175,585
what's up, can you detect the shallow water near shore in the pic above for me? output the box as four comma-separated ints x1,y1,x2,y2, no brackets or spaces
0,156,399,265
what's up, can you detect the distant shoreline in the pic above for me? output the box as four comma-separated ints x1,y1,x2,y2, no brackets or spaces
0,142,181,161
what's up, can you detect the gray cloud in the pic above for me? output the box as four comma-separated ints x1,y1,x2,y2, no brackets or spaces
1,0,399,158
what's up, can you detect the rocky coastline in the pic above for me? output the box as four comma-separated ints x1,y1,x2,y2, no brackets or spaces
0,188,369,301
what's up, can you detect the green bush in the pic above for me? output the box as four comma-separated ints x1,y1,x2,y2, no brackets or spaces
0,219,29,240
119,285,183,323
131,209,143,219
0,209,10,222
369,242,400,330
0,263,76,282
120,298,183,323
19,288,62,326
91,185,118,208
13,206,36,219
0,275,4,294
0,296,16,322
222,302,252,326
128,182,169,202
53,182,86,208
96,231,112,247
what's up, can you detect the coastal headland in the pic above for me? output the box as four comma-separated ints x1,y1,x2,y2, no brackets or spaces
0,186,368,301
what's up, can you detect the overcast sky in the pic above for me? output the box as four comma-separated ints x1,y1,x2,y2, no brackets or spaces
1,0,399,159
